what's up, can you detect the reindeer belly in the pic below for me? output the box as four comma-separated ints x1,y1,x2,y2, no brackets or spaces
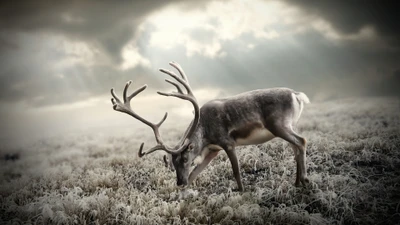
229,121,275,146
235,128,275,145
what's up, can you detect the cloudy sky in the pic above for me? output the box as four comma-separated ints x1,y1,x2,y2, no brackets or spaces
0,0,399,143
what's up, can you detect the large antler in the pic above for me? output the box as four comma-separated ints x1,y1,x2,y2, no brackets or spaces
110,81,189,157
157,62,200,142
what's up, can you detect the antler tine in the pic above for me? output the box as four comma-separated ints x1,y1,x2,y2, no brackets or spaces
165,79,184,94
123,80,132,103
169,61,189,83
125,81,148,101
138,143,164,157
157,91,195,103
156,111,168,127
159,68,192,94
111,81,146,110
138,139,190,158
111,88,122,106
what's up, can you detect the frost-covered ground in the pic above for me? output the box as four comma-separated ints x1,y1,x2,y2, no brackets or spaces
1,97,400,224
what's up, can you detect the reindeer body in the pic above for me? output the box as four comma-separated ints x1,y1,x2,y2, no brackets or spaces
187,88,310,190
198,88,305,146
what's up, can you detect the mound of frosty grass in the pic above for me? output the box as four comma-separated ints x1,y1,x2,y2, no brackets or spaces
1,97,399,224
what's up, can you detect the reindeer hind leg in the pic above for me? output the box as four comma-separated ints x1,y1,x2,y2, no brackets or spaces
275,126,309,186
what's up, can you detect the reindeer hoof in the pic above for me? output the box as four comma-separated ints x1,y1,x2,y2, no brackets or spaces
232,187,244,192
295,177,309,187
301,177,310,186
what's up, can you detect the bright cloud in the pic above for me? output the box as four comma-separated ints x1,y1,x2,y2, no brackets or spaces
52,35,98,70
142,0,381,58
311,20,377,42
144,0,292,58
120,44,151,70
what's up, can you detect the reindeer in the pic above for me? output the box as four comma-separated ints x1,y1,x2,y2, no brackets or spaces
111,62,310,191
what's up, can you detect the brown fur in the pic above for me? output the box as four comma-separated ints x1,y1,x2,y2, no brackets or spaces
229,122,264,140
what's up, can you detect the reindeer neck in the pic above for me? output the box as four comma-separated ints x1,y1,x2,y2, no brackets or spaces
188,124,207,155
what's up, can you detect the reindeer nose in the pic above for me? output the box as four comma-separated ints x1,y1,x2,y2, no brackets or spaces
177,180,183,186
177,178,188,187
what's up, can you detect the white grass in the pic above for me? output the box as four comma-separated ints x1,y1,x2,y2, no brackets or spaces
1,97,400,224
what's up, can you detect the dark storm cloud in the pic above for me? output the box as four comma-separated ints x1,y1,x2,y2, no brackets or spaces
283,0,400,47
284,0,400,97
2,1,129,62
0,0,212,107
0,0,209,63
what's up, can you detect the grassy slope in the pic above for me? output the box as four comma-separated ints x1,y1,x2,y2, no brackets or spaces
1,97,399,225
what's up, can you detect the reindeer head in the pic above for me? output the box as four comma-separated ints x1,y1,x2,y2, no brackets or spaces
164,136,203,187
170,143,196,186
111,62,200,188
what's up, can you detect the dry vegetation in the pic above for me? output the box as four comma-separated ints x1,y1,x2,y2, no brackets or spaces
1,97,400,224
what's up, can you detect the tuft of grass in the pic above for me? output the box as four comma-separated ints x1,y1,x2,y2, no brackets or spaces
1,97,400,224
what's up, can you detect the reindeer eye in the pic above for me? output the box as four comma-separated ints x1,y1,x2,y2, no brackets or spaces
187,144,193,152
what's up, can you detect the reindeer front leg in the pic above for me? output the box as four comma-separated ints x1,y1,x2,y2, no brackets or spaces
225,147,244,192
188,150,219,185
